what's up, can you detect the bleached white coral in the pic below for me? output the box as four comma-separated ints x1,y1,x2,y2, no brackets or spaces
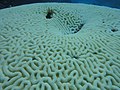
0,3,120,90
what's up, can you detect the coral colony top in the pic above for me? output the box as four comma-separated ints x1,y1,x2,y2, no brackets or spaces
0,3,120,90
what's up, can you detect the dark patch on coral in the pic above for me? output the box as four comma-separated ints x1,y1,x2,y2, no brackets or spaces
70,23,85,34
75,23,84,33
46,8,54,19
32,57,36,60
111,28,118,32
7,78,10,81
72,56,79,59
78,23,84,30
93,52,97,54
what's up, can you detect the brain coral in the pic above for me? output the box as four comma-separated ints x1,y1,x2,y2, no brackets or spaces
0,3,120,90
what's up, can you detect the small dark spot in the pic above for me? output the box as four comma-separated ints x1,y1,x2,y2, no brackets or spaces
46,8,54,19
78,23,84,30
64,18,67,20
93,52,97,54
8,78,10,81
74,30,78,33
111,28,118,32
46,13,52,19
71,28,74,31
32,57,36,60
72,56,79,59
56,73,59,77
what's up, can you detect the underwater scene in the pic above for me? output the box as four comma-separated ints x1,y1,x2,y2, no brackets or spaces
0,0,120,90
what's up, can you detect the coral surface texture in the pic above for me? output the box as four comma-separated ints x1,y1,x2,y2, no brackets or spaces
0,3,120,90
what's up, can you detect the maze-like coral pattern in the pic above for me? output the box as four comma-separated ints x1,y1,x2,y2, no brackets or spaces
0,3,120,90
